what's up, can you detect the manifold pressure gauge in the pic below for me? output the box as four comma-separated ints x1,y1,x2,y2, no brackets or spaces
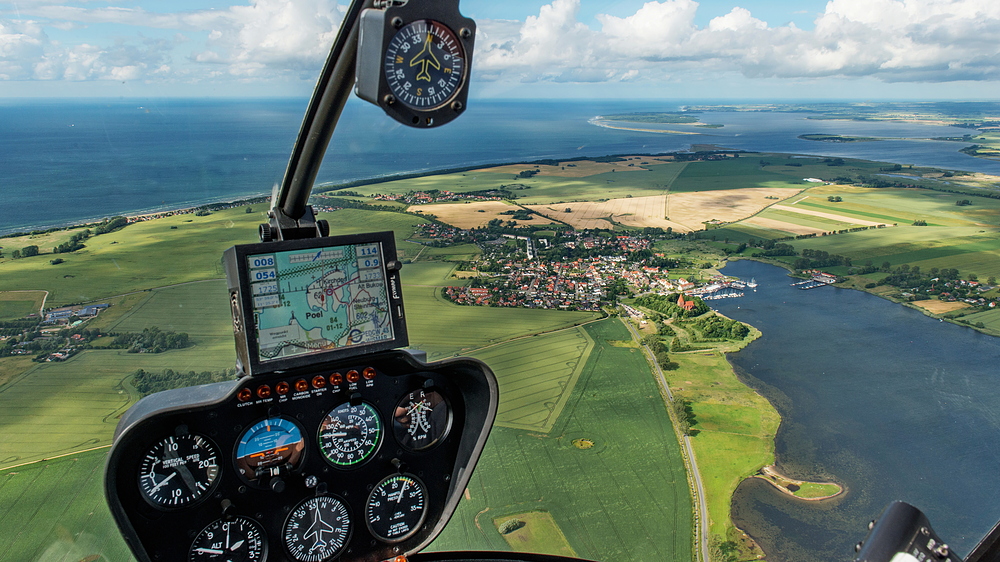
356,0,475,128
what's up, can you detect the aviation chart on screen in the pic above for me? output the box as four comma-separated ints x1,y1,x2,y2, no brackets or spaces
249,241,393,361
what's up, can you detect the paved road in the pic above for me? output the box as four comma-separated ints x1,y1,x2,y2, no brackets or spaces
623,318,710,562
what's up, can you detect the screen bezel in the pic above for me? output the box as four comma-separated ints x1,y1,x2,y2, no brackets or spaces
227,231,408,377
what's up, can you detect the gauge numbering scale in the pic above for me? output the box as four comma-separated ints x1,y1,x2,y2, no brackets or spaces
356,0,475,128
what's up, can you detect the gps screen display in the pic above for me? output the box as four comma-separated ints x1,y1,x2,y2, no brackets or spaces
225,232,407,376
248,242,393,362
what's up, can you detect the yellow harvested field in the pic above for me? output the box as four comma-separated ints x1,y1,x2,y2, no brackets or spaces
911,300,971,314
527,188,800,232
414,201,561,229
740,216,827,235
479,156,655,178
770,204,886,226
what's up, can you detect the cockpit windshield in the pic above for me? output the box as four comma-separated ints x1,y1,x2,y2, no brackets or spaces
3,2,1000,562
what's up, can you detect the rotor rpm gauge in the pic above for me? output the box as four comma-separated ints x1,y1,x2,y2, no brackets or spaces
283,495,352,562
188,516,266,562
318,401,383,467
138,433,220,508
393,388,451,451
384,20,467,111
366,474,428,543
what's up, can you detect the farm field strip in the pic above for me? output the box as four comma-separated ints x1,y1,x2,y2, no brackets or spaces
470,327,593,432
759,208,861,229
768,204,886,226
429,319,691,562
739,216,827,236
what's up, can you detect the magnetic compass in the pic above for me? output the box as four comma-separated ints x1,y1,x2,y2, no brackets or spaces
356,0,476,128
383,20,466,111
138,433,220,508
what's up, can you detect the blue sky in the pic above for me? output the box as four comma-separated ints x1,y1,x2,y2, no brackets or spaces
2,0,999,99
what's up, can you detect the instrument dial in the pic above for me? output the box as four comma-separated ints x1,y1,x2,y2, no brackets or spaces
138,433,220,508
393,389,450,451
188,516,266,562
366,474,428,543
283,495,352,562
318,401,383,467
235,417,305,481
384,19,467,110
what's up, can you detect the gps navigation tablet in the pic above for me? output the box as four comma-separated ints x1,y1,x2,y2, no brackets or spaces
223,231,407,377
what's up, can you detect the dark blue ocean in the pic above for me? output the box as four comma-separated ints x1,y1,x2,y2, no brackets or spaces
3,98,1000,235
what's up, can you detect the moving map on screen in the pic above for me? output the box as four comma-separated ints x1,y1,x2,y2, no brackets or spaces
247,241,394,362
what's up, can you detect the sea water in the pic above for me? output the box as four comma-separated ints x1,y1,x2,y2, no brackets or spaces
712,260,1000,561
3,98,999,235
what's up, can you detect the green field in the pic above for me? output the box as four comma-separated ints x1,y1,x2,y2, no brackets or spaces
405,286,599,360
0,206,430,306
428,319,692,561
0,290,45,320
470,326,594,432
0,449,131,562
494,511,578,557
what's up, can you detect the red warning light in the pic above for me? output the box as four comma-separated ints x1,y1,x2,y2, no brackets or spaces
276,381,289,395
237,387,252,402
312,375,327,389
346,370,360,383
329,372,344,385
362,367,376,380
256,385,271,399
295,379,309,392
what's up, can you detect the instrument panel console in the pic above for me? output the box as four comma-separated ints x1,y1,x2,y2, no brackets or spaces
105,350,497,562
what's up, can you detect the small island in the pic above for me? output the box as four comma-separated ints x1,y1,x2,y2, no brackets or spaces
755,465,844,501
799,133,880,142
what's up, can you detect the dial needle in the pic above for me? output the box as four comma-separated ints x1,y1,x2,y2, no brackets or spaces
195,547,225,555
230,539,245,551
148,471,176,494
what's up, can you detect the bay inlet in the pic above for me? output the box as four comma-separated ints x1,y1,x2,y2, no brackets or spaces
712,260,1000,561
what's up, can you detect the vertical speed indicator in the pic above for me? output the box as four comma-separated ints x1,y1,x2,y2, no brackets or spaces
384,20,467,110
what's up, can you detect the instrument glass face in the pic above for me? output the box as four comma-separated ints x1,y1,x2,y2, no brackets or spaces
234,417,305,481
188,516,266,562
392,388,450,451
365,473,428,543
138,433,220,508
384,19,466,110
317,401,383,467
283,495,352,562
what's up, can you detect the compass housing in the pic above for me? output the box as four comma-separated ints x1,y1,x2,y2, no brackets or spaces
356,0,475,128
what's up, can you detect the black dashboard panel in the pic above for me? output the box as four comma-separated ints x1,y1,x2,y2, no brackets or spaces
105,350,497,562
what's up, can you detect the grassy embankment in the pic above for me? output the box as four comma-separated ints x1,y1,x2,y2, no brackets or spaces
631,311,779,561
0,202,691,562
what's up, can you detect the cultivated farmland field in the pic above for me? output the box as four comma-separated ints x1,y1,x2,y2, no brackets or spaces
0,290,45,320
428,319,692,562
470,326,594,432
0,449,131,562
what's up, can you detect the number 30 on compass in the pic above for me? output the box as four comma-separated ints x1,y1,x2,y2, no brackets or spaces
356,0,475,128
